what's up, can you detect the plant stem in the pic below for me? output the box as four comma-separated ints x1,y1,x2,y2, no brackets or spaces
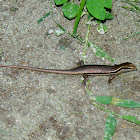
73,0,86,35
83,23,90,62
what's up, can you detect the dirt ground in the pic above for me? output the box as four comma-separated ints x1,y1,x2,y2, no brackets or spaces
0,0,140,140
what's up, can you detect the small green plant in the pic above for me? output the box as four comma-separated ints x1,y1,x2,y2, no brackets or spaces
38,0,115,62
54,0,113,34
86,88,140,140
54,0,114,62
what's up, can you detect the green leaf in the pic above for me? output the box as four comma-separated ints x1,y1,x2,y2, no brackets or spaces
95,96,112,104
112,98,140,108
10,7,18,12
122,115,140,126
62,2,79,19
55,30,65,36
88,40,114,62
54,0,68,5
97,24,108,34
86,0,112,20
106,12,113,19
104,114,117,140
37,12,50,23
102,0,112,9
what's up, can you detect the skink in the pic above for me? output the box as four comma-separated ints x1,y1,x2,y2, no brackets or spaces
0,62,137,82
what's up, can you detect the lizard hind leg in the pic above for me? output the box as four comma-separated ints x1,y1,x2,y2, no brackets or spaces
82,74,89,86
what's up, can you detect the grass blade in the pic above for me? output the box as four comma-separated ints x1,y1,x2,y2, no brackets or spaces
37,12,50,23
73,0,86,35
